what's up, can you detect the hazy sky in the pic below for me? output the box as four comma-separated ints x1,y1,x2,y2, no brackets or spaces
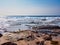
0,0,60,16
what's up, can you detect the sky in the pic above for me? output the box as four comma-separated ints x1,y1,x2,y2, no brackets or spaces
0,0,60,16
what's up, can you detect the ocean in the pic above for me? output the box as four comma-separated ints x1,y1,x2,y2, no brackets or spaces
0,16,60,32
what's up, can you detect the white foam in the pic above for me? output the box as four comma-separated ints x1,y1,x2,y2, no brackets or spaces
0,16,60,32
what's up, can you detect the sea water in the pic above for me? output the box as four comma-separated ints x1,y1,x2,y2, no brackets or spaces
0,16,60,33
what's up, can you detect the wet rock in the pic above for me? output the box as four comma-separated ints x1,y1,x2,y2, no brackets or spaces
36,41,44,45
17,38,24,41
1,42,17,45
40,41,44,45
25,35,35,41
51,33,58,36
36,42,41,45
36,34,40,37
44,35,52,41
51,41,59,45
32,25,60,29
0,33,3,37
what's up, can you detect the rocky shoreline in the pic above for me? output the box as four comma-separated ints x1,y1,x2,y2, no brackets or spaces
0,29,60,45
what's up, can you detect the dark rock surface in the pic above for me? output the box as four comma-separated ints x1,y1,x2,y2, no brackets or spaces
32,25,60,29
1,42,17,45
0,33,3,37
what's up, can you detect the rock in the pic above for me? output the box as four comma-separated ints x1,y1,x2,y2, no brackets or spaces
1,42,17,45
36,42,41,45
44,35,52,41
36,41,44,45
0,33,3,37
17,38,24,41
25,35,35,41
32,25,60,29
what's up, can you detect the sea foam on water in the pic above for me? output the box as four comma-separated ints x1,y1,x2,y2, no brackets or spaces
0,16,60,33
